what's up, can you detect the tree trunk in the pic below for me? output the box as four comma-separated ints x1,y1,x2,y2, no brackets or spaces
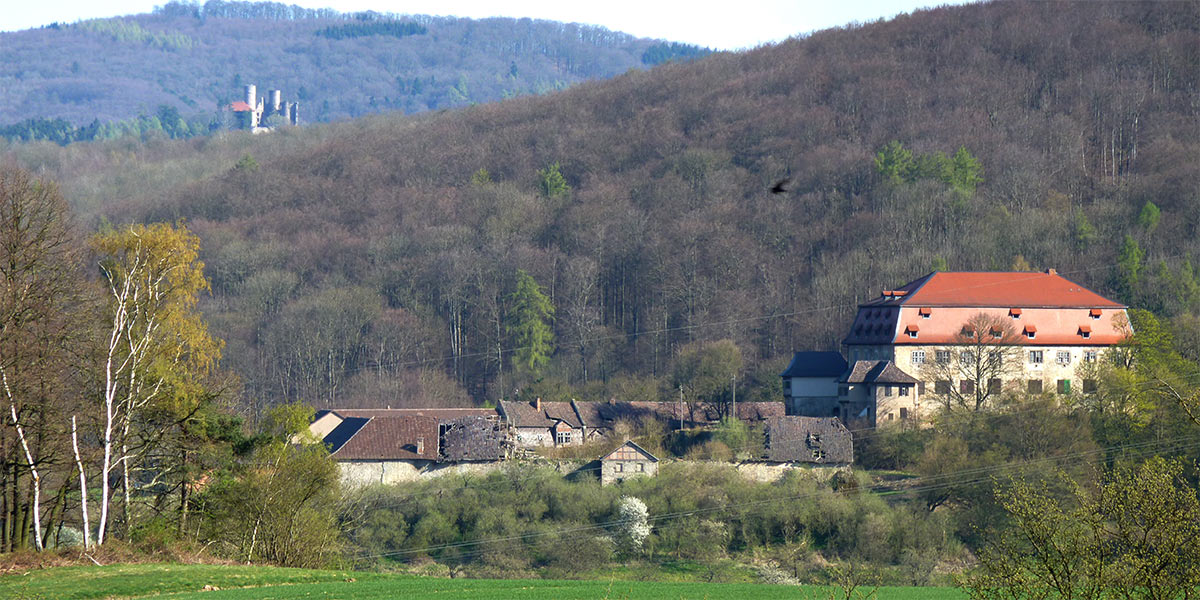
72,415,91,548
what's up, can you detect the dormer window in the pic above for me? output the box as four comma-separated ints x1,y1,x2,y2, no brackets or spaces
1078,324,1091,339
1010,308,1022,319
918,307,932,319
961,325,976,338
990,328,1002,339
905,324,919,338
1024,324,1037,339
1089,309,1102,319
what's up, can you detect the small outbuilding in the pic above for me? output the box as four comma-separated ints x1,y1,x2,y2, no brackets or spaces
600,440,659,485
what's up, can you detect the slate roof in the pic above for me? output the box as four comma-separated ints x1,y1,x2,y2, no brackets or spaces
329,415,439,461
571,400,785,430
781,351,849,378
764,416,853,464
844,360,919,385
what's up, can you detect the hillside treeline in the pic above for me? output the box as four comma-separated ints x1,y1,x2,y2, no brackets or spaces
5,1,1199,414
1,1,707,132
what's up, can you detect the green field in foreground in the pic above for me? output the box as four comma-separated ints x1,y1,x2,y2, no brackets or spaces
0,563,967,599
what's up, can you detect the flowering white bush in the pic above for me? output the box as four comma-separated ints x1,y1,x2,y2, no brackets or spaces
614,496,651,554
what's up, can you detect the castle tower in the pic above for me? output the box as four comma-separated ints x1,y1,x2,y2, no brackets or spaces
270,89,282,112
244,84,257,108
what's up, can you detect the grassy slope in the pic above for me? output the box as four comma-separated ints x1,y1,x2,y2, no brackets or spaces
0,563,965,599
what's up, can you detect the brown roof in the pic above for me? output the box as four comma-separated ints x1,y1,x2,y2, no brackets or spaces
844,360,919,384
330,415,439,460
735,402,787,421
601,440,659,462
764,416,853,464
323,407,498,419
499,400,582,429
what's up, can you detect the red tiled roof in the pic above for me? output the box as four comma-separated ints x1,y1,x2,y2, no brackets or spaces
1078,324,1092,333
230,101,254,112
331,415,439,460
863,271,1124,308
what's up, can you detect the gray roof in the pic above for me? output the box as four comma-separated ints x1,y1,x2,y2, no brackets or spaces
764,416,853,464
499,400,583,429
781,351,849,378
844,360,919,384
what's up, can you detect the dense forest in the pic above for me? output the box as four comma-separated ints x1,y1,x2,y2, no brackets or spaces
4,0,1199,419
0,0,709,140
2,1,1200,587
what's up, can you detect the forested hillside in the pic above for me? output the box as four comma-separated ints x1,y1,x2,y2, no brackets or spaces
0,0,708,140
5,0,1198,416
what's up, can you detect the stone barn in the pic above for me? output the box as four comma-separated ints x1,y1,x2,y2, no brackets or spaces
600,440,659,485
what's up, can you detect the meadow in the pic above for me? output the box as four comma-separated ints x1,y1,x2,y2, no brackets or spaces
0,563,966,599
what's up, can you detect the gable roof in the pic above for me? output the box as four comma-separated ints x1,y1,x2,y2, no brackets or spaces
781,351,849,378
844,360,919,384
862,271,1124,308
499,400,583,429
764,416,853,464
230,101,255,112
601,440,658,462
329,415,439,461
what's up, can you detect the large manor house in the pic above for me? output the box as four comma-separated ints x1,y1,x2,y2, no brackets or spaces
782,270,1128,426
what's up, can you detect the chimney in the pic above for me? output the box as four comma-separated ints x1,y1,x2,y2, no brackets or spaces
535,397,542,411
416,437,424,455
1046,268,1057,275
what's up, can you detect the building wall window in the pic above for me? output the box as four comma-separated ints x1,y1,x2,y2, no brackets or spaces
961,350,976,363
556,431,571,445
613,462,623,472
918,381,926,395
936,350,951,364
912,350,926,365
1029,350,1044,364
1083,379,1098,394
1028,379,1043,394
935,380,951,394
988,378,1001,394
899,407,909,419
884,385,893,397
960,380,975,394
1084,350,1098,363
899,385,909,396
1057,379,1071,395
1056,350,1071,365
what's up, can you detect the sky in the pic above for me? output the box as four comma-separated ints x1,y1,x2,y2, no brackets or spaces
2,0,965,50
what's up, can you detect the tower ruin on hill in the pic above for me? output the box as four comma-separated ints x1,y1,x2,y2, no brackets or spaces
230,84,298,133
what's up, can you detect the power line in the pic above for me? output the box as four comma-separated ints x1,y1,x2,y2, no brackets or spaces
350,432,1200,562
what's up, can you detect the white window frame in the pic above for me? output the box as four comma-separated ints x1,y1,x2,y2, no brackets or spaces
1056,350,1071,365
911,350,926,365
556,430,571,445
1029,350,1044,364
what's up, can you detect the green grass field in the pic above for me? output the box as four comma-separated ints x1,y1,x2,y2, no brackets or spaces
0,563,967,599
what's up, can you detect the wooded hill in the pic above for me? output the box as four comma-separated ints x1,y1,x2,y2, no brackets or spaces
0,0,707,136
5,0,1199,416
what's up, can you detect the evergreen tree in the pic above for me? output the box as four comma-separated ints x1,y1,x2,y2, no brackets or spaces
506,270,555,375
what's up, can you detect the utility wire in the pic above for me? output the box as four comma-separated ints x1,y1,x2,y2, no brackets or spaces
350,432,1200,562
